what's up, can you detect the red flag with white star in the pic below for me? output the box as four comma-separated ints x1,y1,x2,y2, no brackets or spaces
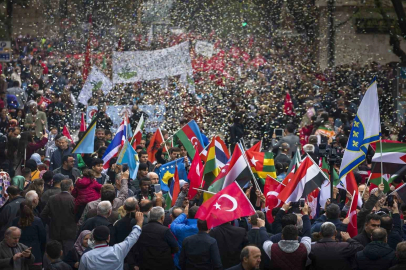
264,176,285,223
195,182,255,228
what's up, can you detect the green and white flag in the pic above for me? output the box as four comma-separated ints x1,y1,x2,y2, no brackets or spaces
78,66,113,105
372,142,406,175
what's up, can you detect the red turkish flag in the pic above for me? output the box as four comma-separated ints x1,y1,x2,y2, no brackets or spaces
264,176,285,223
188,149,204,200
346,189,358,238
195,182,255,228
283,92,295,116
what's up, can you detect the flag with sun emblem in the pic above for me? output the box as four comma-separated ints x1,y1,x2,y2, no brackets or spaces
158,157,188,192
339,80,381,180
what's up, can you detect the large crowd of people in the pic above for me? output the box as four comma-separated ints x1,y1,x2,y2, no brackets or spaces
0,28,405,270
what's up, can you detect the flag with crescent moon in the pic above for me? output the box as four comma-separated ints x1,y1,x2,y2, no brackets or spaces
195,182,255,228
174,120,204,159
264,175,285,223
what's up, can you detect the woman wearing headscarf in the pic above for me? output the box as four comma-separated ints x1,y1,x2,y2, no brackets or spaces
63,230,91,269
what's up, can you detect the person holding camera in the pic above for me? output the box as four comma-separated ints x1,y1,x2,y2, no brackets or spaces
134,178,156,202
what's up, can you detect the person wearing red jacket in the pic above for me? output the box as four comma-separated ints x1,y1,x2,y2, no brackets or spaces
72,169,102,221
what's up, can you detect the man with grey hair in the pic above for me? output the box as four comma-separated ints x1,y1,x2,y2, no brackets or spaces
391,242,406,269
79,201,115,243
24,101,47,139
40,179,76,255
50,136,75,171
0,227,35,270
25,190,40,216
135,206,179,269
147,172,159,185
309,222,363,270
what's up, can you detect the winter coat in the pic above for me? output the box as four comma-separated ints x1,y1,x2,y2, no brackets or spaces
71,177,102,210
0,196,25,240
12,216,46,264
355,241,397,270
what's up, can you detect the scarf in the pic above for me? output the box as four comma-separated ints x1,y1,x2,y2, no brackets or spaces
74,230,91,256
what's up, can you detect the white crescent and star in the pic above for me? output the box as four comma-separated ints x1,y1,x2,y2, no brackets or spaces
191,137,199,146
196,163,200,176
214,194,238,212
266,191,281,207
349,210,357,227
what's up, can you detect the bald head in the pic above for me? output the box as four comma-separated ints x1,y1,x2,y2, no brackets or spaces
140,199,153,213
171,207,183,221
240,245,261,269
124,197,137,212
372,227,387,242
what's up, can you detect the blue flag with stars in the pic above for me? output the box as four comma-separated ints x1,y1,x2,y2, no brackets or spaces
339,80,381,179
159,158,188,192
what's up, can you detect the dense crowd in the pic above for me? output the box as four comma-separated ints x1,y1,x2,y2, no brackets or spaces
0,31,405,270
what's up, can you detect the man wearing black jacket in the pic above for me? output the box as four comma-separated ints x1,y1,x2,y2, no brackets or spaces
135,206,178,270
0,186,25,240
353,213,381,247
355,228,397,269
310,222,364,270
209,220,248,269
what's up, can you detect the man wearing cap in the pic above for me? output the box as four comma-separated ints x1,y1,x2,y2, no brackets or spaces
79,212,144,270
274,142,291,164
40,173,66,209
40,179,77,255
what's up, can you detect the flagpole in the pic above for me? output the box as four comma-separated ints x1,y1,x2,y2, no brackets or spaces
346,190,357,218
193,187,216,195
361,173,372,200
199,141,210,154
267,175,286,186
238,141,262,193
380,138,384,184
158,128,168,153
388,182,406,197
130,113,143,145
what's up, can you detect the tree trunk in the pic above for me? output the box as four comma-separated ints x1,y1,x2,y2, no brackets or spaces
5,0,13,39
392,0,406,39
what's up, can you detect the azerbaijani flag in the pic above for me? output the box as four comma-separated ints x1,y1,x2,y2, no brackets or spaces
245,150,276,184
174,120,204,159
